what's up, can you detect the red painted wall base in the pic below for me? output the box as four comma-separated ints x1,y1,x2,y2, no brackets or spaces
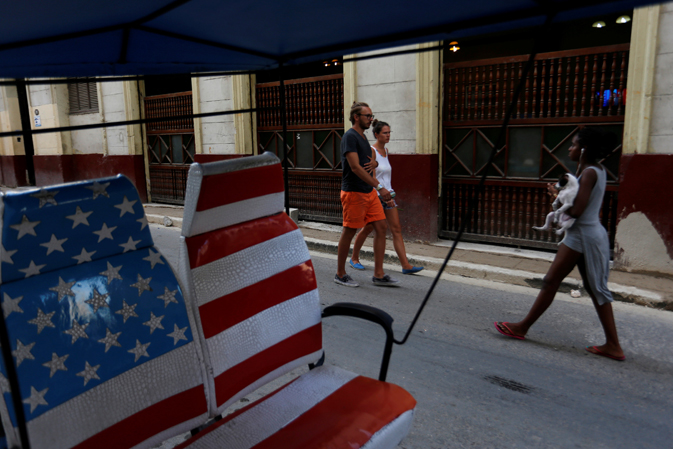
194,154,247,164
0,155,29,187
31,154,148,202
616,153,673,261
388,154,439,242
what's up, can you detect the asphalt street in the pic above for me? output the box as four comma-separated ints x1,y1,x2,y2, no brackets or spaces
151,224,673,449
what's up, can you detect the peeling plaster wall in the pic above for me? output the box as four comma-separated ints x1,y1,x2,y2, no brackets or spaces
196,76,236,155
614,153,673,275
355,45,416,154
649,3,673,154
615,212,673,274
615,5,673,276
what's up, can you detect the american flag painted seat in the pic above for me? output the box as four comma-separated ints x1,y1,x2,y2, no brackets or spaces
0,175,209,449
176,152,417,449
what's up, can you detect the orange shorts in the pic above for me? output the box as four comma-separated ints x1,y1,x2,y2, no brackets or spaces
341,189,386,229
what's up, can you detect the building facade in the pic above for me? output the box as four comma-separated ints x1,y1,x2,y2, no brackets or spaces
0,3,670,275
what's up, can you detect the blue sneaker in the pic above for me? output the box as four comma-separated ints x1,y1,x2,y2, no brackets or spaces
349,259,365,270
402,266,424,275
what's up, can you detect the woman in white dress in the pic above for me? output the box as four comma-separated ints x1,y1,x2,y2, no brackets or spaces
350,120,424,275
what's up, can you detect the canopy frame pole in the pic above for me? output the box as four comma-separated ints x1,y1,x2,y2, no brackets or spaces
393,11,557,346
0,79,35,449
15,79,36,186
278,62,291,216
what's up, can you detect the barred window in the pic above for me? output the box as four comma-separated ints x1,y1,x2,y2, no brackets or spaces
68,79,99,114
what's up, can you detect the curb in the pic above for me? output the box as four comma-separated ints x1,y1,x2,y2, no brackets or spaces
303,237,667,308
146,214,183,228
142,214,668,309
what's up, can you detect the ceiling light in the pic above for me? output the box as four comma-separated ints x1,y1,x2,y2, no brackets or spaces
449,41,460,52
592,21,606,28
616,15,631,24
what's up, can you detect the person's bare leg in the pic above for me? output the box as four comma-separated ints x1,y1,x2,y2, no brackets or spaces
498,244,582,337
384,208,413,269
371,219,388,278
577,258,624,358
351,224,374,264
337,226,358,277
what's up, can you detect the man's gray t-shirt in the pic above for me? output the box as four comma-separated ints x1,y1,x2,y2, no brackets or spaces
341,128,373,193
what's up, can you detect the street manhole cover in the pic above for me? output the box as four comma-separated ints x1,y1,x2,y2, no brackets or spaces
484,375,533,394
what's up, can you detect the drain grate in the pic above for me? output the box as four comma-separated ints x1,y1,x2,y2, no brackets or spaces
484,375,533,394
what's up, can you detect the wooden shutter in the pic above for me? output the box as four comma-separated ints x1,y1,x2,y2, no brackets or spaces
68,79,99,114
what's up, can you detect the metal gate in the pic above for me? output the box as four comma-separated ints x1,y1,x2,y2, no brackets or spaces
145,91,195,204
441,44,628,250
256,74,344,222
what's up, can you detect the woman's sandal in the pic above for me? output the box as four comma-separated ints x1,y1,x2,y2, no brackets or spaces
585,346,626,361
493,322,525,340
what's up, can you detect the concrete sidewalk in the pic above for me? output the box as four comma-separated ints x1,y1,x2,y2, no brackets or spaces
144,203,673,309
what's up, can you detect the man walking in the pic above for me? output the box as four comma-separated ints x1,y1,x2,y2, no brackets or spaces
334,102,399,287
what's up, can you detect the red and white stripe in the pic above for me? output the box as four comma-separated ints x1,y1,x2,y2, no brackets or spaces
182,157,285,238
180,157,324,415
176,365,417,449
15,343,207,449
180,212,323,414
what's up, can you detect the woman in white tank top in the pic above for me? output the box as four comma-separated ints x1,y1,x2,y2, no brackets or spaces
349,120,423,275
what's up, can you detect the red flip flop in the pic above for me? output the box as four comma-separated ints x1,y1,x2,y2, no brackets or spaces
494,322,525,340
585,346,626,361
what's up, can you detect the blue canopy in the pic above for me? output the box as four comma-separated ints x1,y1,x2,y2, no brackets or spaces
0,0,658,78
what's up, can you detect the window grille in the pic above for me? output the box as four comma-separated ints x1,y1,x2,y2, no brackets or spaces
68,79,99,114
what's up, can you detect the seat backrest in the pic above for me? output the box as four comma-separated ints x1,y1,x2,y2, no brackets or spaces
179,152,323,416
0,175,208,449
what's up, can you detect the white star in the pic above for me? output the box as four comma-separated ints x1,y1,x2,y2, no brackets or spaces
115,300,138,323
143,312,164,334
157,287,178,307
76,361,101,386
130,274,152,296
114,196,137,217
10,215,40,239
49,277,76,300
99,262,123,284
1,244,17,264
18,260,46,278
72,247,96,264
65,206,93,228
85,181,110,200
119,236,141,253
12,340,35,366
42,352,69,378
28,308,56,334
0,373,10,393
98,328,122,352
93,223,117,243
85,288,109,312
137,215,148,230
2,293,23,317
128,339,151,362
64,321,89,344
23,386,48,413
40,234,67,255
30,189,59,208
167,324,188,345
143,249,165,269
